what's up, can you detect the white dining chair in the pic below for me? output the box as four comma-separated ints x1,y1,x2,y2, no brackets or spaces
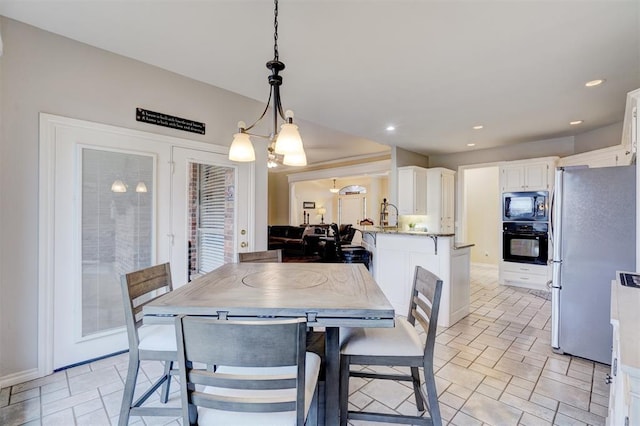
119,263,180,426
175,315,321,426
339,265,443,425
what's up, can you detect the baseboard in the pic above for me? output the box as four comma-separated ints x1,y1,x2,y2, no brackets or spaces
0,367,41,390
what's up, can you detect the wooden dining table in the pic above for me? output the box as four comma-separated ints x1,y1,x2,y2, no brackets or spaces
143,262,395,426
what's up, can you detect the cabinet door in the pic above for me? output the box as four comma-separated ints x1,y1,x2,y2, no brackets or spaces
397,167,414,215
441,172,455,233
397,166,427,215
524,163,548,190
501,165,525,192
414,168,427,214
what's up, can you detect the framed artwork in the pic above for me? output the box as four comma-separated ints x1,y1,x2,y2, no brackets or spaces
303,201,315,209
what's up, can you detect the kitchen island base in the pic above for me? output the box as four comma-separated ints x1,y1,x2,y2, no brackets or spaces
363,231,472,327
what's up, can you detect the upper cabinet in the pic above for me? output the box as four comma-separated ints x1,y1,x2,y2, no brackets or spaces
397,166,427,215
500,158,557,192
621,88,639,155
426,168,455,234
558,145,632,168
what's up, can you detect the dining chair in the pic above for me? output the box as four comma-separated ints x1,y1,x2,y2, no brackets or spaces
339,265,443,426
175,315,321,426
119,263,180,426
238,249,283,263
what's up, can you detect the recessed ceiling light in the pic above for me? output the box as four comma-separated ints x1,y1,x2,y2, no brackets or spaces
386,125,396,131
467,143,476,147
570,120,584,125
472,125,484,130
585,79,605,87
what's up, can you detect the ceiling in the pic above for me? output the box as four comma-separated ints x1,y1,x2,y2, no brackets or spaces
1,1,639,165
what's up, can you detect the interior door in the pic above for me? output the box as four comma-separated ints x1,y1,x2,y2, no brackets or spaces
51,124,171,369
171,147,252,286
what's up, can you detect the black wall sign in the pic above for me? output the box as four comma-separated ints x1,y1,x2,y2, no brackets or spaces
136,108,205,135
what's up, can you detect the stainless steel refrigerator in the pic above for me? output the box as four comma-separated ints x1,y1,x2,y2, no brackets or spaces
551,165,636,365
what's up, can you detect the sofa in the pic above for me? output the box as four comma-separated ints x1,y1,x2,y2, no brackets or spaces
268,225,328,256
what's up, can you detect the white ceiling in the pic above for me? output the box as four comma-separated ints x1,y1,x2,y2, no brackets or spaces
1,0,639,164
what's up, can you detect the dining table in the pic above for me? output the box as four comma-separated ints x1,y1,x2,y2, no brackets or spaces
143,262,394,426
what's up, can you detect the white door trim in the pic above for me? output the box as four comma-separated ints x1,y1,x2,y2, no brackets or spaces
38,113,252,376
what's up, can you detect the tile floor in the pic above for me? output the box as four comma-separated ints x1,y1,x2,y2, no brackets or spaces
0,264,611,425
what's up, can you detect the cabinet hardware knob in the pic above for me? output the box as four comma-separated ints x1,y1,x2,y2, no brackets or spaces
605,374,613,384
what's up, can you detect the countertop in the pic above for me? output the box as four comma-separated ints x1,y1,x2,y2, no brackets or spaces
360,226,454,237
611,279,640,375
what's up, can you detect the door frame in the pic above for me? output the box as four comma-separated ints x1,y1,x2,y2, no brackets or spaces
38,113,256,376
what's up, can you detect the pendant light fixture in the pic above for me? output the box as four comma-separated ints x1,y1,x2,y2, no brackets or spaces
329,179,340,193
228,0,307,167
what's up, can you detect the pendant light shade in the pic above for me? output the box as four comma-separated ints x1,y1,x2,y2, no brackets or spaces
229,132,256,162
111,179,127,193
283,149,307,167
274,111,304,156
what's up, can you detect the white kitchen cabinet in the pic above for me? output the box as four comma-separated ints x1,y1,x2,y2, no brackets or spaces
425,168,455,233
608,280,640,426
397,166,427,215
558,145,632,168
500,158,557,192
621,88,639,155
499,261,551,291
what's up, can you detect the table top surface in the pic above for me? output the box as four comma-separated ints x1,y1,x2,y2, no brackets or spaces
144,263,395,327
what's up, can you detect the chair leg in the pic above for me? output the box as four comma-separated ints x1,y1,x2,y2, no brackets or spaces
410,366,425,412
160,361,173,403
339,355,350,426
423,365,441,426
119,355,140,426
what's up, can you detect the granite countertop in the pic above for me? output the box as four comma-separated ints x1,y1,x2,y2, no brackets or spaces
360,226,454,237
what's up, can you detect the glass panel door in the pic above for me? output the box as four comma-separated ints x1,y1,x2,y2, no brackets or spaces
81,149,154,336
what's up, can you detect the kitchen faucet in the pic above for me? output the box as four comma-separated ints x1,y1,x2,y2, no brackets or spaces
379,198,398,228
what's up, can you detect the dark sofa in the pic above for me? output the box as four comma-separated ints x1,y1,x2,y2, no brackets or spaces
268,225,329,256
268,225,308,255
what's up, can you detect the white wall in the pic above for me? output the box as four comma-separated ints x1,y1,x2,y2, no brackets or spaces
0,18,271,383
464,167,500,265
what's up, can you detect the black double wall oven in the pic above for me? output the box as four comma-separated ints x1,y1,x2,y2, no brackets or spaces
502,222,549,265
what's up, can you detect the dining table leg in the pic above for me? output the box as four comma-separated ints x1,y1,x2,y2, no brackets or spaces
324,326,340,426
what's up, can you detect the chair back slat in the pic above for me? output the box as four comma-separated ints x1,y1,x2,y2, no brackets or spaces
121,263,173,343
176,316,310,425
188,370,297,390
191,392,296,413
407,266,443,358
238,249,283,263
127,263,173,300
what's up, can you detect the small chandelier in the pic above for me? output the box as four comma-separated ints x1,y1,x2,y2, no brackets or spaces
329,179,340,193
228,0,307,167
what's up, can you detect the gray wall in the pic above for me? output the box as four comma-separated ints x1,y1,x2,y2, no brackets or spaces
0,17,270,380
574,121,623,153
429,121,624,171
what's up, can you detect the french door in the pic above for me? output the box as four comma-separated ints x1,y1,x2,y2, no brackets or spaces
41,115,253,371
170,146,252,286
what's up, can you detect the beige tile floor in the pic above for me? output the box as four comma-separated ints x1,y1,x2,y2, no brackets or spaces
0,264,610,425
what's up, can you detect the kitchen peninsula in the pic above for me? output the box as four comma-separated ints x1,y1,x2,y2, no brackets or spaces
362,228,473,327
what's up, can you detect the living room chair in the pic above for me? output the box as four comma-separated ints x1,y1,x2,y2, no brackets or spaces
339,266,443,426
175,316,321,426
119,263,181,426
238,249,283,263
